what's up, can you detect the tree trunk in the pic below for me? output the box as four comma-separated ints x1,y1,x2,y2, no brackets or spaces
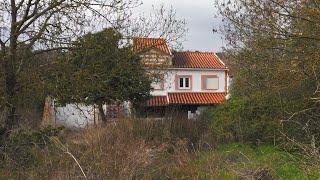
2,3,18,132
3,58,17,132
98,103,107,123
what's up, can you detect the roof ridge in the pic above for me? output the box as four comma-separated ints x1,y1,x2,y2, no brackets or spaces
133,37,170,55
174,51,215,54
133,37,166,40
168,92,226,94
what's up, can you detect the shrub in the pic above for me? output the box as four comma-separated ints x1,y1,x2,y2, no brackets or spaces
207,97,281,144
0,126,64,169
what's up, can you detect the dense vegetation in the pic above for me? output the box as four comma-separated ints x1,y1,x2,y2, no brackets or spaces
1,119,319,179
1,0,320,179
46,28,152,122
209,0,320,147
0,0,186,131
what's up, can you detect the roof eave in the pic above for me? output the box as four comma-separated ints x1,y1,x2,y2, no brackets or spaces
168,67,228,71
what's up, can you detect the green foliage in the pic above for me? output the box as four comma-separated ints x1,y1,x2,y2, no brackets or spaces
1,126,64,168
207,97,280,144
214,0,320,146
0,44,45,109
212,144,320,179
208,98,247,142
47,28,151,106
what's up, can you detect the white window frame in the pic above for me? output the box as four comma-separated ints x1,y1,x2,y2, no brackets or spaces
176,75,192,90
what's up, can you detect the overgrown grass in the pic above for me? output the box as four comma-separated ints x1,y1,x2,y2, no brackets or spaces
0,118,319,179
211,144,320,179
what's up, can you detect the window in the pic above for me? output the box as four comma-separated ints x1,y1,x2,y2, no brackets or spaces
151,81,164,90
176,75,192,90
151,76,164,90
179,77,190,88
202,75,219,90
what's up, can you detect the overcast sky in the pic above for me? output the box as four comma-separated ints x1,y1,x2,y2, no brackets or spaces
136,0,224,52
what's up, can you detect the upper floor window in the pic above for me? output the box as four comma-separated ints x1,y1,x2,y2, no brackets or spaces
151,81,164,90
202,75,219,90
176,75,192,90
151,75,164,90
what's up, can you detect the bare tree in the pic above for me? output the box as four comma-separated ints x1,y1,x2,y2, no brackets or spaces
0,0,187,132
127,4,187,50
215,0,320,144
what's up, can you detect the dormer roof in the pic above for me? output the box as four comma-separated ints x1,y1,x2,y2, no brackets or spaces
133,37,171,55
133,37,227,70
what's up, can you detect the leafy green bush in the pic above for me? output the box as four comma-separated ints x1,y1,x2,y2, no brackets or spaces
1,126,64,168
206,97,281,144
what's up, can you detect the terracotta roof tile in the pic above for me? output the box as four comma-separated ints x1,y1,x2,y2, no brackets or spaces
172,52,226,69
168,92,226,105
133,37,170,54
146,96,168,106
146,93,226,106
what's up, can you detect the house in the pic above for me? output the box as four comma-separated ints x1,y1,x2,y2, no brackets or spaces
41,37,228,128
133,37,228,119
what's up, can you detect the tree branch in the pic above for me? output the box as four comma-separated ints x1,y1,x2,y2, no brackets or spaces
16,0,38,31
16,0,26,10
17,0,65,34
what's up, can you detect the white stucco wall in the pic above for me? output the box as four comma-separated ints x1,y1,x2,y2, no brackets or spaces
42,99,131,129
151,68,227,96
54,104,98,128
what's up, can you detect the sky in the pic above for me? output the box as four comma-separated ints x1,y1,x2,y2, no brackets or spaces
136,0,224,52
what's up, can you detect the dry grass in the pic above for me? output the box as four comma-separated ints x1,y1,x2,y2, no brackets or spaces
0,118,217,179
1,118,319,179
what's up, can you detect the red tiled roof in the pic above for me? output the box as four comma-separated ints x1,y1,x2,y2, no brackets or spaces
133,37,170,54
168,92,226,105
172,52,226,69
146,96,168,106
146,93,226,106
